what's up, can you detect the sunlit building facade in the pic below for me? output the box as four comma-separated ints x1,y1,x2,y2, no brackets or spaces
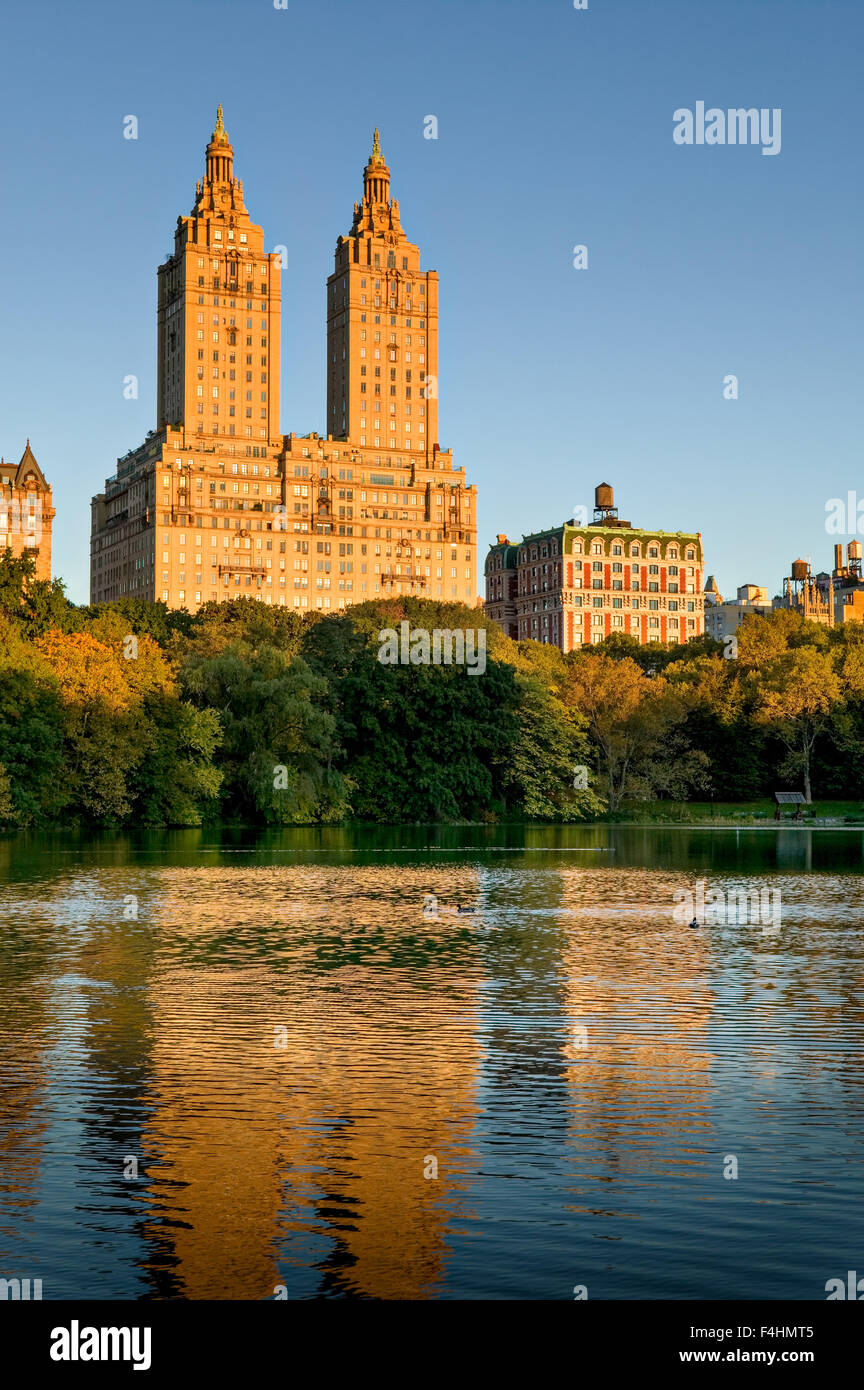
704,580,772,642
485,484,705,649
90,113,476,611
0,440,54,580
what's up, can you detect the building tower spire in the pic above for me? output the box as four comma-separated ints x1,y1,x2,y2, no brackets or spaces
328,131,440,458
206,104,233,185
363,127,390,207
156,106,278,442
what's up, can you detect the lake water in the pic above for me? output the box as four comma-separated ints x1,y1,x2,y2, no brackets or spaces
1,824,863,1301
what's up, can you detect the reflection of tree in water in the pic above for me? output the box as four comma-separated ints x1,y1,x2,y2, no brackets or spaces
0,854,170,1298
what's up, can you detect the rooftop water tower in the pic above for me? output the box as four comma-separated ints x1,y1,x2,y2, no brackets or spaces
592,482,618,526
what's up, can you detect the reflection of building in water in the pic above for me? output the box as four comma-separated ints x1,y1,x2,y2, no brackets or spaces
555,870,714,1167
138,867,482,1299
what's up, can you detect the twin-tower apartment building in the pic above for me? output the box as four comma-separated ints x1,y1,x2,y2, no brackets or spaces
90,111,476,612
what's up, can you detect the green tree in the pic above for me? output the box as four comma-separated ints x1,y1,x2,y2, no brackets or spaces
0,763,13,823
301,600,522,822
749,646,842,802
0,616,66,824
505,675,604,820
565,653,709,810
133,696,223,825
80,597,194,649
181,644,348,823
0,548,74,635
181,596,304,660
665,653,766,800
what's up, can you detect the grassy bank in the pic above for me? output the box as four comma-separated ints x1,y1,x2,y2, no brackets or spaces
612,800,864,825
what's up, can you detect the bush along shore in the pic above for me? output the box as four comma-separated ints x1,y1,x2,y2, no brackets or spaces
3,549,864,829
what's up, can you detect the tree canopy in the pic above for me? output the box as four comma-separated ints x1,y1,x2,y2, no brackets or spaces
1,550,861,825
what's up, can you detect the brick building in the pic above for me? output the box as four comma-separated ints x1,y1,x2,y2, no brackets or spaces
485,484,704,649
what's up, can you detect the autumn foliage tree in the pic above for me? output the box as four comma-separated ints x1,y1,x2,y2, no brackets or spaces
564,653,710,810
4,548,864,826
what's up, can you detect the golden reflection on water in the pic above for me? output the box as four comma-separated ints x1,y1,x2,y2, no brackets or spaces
2,839,864,1299
139,866,483,1299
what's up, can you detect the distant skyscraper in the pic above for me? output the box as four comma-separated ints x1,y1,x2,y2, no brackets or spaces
90,113,477,612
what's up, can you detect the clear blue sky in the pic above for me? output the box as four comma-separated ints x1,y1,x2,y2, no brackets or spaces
1,0,861,605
